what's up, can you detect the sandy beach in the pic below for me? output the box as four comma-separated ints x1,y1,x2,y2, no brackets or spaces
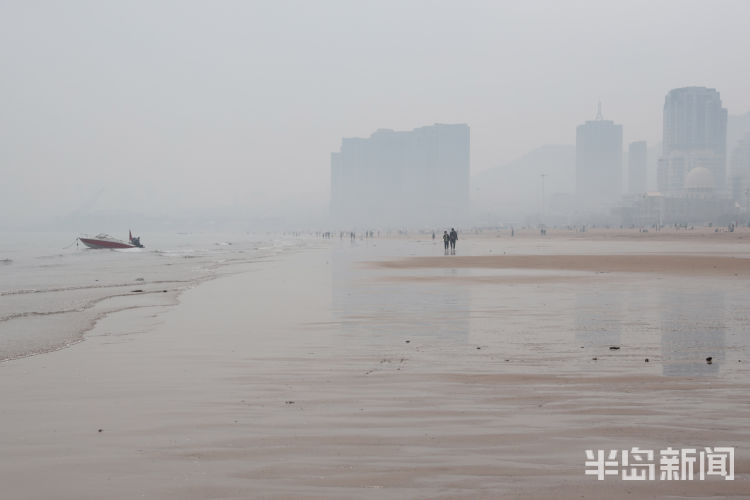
374,253,750,276
1,231,748,499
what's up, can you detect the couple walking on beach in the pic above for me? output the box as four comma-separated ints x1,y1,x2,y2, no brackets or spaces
443,228,458,255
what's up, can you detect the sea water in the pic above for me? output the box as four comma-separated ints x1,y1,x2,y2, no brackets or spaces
0,231,306,361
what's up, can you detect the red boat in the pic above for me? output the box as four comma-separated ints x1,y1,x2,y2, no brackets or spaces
79,231,144,249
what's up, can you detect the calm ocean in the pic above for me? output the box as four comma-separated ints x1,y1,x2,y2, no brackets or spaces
0,231,305,361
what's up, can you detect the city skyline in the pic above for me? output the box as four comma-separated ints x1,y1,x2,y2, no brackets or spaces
2,1,750,229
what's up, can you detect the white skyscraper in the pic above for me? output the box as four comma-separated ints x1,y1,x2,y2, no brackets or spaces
576,104,623,213
730,133,750,209
628,141,647,194
657,87,728,195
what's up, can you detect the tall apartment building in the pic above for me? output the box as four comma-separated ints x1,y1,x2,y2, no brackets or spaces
331,123,470,227
657,87,728,195
730,133,750,208
628,141,648,194
576,105,623,212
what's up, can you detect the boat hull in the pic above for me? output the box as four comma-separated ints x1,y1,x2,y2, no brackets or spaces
79,238,136,249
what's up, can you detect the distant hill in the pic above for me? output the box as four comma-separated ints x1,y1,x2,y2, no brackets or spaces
471,144,575,215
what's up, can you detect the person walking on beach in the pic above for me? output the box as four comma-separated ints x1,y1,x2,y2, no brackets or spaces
442,230,450,254
449,227,458,254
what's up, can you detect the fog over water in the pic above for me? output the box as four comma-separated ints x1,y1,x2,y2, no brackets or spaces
2,1,750,230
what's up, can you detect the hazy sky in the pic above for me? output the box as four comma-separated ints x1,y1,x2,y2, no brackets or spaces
2,0,749,225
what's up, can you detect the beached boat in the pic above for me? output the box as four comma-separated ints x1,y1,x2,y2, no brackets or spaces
79,231,144,249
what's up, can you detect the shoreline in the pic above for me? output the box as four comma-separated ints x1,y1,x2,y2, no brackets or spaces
0,238,308,363
0,237,747,499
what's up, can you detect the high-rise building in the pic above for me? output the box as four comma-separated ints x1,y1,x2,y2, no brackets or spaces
657,87,728,195
330,123,470,227
730,133,750,209
576,104,623,212
628,141,647,194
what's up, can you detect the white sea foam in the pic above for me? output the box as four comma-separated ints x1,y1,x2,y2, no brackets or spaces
0,231,306,361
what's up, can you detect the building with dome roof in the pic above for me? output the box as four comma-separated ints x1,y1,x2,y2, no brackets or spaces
622,164,733,226
684,166,716,194
621,88,735,226
657,87,728,196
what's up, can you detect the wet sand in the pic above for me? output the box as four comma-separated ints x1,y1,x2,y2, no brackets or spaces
0,234,748,499
374,254,750,277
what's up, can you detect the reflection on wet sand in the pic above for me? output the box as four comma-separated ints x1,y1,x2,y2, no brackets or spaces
574,290,623,348
661,290,725,376
331,243,471,343
365,242,748,380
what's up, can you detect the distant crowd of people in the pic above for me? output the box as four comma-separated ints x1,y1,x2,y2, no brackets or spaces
314,222,750,244
318,231,378,240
